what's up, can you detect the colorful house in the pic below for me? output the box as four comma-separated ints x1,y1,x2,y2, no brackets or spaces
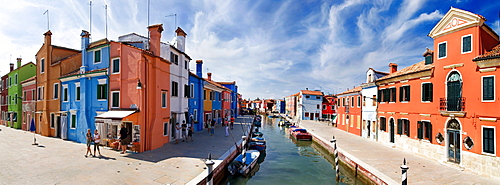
59,30,108,143
297,89,323,121
21,76,37,131
204,73,230,125
35,30,81,137
189,60,205,131
322,95,336,121
7,59,36,129
335,87,362,135
285,93,298,117
218,81,239,119
360,68,388,140
1,74,7,126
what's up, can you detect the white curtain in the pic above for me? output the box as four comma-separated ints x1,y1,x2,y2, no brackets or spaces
61,115,68,139
95,122,107,144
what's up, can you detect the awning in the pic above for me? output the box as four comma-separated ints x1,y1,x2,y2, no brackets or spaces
95,110,137,119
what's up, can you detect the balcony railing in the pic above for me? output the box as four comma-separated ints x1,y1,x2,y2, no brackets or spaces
440,97,465,111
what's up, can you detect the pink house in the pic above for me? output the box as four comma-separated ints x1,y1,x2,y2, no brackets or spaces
21,76,36,131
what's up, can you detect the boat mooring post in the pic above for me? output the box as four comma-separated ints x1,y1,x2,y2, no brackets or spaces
205,153,215,185
330,135,339,183
401,158,409,185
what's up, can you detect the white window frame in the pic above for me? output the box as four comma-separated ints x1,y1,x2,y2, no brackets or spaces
400,85,410,103
62,84,68,102
461,34,473,54
97,79,107,101
93,49,102,64
75,82,81,101
70,112,77,129
40,58,45,74
438,41,447,59
53,83,59,99
111,91,120,108
190,83,194,98
421,82,432,103
163,122,169,136
111,57,120,74
481,126,496,156
161,91,167,108
481,75,495,102
193,109,198,121
14,74,18,85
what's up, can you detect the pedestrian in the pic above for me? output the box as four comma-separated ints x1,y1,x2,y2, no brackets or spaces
175,123,181,143
230,117,234,130
85,129,93,157
210,119,215,136
119,124,129,154
181,120,187,142
225,121,230,137
93,129,102,156
187,126,193,142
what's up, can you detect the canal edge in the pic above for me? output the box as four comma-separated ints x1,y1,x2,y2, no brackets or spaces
300,124,399,185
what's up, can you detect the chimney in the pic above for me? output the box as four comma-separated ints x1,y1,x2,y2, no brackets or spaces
43,30,52,47
80,30,90,71
207,72,212,81
389,63,398,74
16,58,22,69
9,63,14,72
148,24,164,55
196,60,203,77
423,48,434,65
175,27,187,52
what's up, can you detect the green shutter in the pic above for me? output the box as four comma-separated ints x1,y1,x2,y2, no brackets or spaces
426,122,432,142
417,121,423,139
483,77,494,101
97,85,101,99
397,119,402,135
439,43,446,58
377,90,381,102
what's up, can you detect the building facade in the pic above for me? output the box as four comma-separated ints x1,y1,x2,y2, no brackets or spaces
335,87,362,136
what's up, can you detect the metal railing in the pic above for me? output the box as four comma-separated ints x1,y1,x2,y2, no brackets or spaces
440,97,465,111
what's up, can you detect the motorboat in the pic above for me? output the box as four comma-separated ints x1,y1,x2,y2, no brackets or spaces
290,128,313,141
249,137,266,151
228,149,261,176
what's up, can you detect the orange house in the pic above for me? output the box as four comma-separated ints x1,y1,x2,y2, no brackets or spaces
35,31,81,137
335,86,362,136
103,24,171,152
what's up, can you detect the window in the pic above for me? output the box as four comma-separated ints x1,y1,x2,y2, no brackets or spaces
322,105,326,110
171,81,178,97
193,109,198,121
97,84,107,100
170,52,178,65
351,97,354,107
8,77,11,87
40,58,45,73
438,41,447,59
161,91,167,108
15,74,17,85
37,86,43,100
399,86,410,102
390,87,396,102
184,60,188,70
317,104,320,109
94,50,101,63
71,113,76,129
380,117,387,131
417,121,432,142
50,113,55,128
357,96,361,107
482,76,494,101
305,95,310,98
305,112,309,117
75,83,81,101
462,35,472,54
209,91,213,100
372,95,376,106
111,91,120,108
316,96,321,99
422,83,433,102
425,55,433,65
112,58,120,73
53,83,59,99
63,85,68,102
331,105,334,110
32,89,35,101
483,127,495,154
14,94,17,104
184,84,190,98
397,119,410,137
23,91,26,101
190,84,194,98
163,122,169,136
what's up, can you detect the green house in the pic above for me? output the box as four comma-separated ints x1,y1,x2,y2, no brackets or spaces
7,59,36,129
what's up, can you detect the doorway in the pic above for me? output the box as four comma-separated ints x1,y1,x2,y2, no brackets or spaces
389,118,395,143
447,119,461,163
56,115,61,138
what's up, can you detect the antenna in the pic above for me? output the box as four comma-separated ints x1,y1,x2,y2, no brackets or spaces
105,4,108,38
43,10,49,30
89,1,92,40
166,13,177,36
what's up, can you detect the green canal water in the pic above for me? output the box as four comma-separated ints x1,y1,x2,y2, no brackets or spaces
223,117,370,185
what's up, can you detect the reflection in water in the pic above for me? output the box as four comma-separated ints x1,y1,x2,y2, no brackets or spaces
224,117,367,185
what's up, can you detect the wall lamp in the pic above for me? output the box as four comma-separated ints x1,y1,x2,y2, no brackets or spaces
137,79,142,89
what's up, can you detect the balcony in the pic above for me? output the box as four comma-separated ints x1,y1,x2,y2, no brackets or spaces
439,97,466,117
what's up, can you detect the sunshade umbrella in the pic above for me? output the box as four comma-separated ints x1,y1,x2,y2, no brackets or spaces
30,118,38,145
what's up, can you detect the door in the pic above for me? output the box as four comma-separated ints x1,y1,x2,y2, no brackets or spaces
447,130,461,163
446,72,462,111
389,118,395,143
56,115,61,138
367,121,371,138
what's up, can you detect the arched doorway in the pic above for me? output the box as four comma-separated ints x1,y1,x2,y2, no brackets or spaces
447,119,461,163
446,72,462,111
389,118,395,143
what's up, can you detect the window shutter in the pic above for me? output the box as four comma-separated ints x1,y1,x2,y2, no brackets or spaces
397,119,402,135
417,121,423,139
103,85,107,99
399,87,403,102
405,120,410,136
429,83,433,102
406,86,410,102
97,86,101,99
426,122,432,142
384,89,390,102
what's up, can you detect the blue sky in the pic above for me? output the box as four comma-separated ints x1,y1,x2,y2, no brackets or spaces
0,0,499,100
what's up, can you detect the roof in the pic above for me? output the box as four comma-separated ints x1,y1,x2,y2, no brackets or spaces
367,68,389,75
300,90,323,96
88,38,109,49
20,76,36,84
61,68,108,78
376,61,433,81
217,81,236,85
474,43,500,61
204,78,231,91
336,86,362,96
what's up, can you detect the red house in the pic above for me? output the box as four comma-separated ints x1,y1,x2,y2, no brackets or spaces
335,86,362,135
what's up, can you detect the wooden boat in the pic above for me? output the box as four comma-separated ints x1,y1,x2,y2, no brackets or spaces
228,149,261,176
290,128,313,141
253,115,262,127
249,137,266,151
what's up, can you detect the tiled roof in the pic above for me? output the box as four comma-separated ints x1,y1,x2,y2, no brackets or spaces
301,90,323,96
20,76,36,84
204,79,231,91
336,86,362,96
474,43,500,61
217,81,236,85
376,61,433,81
61,68,108,78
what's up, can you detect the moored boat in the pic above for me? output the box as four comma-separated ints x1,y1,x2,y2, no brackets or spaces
228,149,261,176
290,128,313,141
249,137,266,151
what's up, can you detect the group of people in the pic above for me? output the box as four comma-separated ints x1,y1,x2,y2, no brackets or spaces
206,117,234,136
175,120,193,144
85,124,130,157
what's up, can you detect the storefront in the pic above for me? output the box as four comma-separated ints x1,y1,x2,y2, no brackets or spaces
95,110,140,152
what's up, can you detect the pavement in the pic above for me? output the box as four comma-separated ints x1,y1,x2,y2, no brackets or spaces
0,116,254,185
298,119,500,185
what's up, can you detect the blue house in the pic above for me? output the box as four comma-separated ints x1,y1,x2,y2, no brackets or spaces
188,60,205,131
60,31,109,143
218,81,239,119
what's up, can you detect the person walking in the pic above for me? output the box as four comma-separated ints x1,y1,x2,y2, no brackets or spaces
175,123,181,143
210,119,215,136
181,120,187,142
119,124,129,154
85,129,93,157
93,129,102,156
225,119,230,137
187,126,193,142
230,117,234,130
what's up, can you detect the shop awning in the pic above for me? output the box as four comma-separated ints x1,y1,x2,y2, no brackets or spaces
95,110,137,119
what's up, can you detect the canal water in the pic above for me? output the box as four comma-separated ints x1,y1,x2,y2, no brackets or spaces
223,117,369,185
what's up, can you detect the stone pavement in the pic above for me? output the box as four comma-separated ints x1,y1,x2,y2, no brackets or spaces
298,120,500,185
0,116,254,185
